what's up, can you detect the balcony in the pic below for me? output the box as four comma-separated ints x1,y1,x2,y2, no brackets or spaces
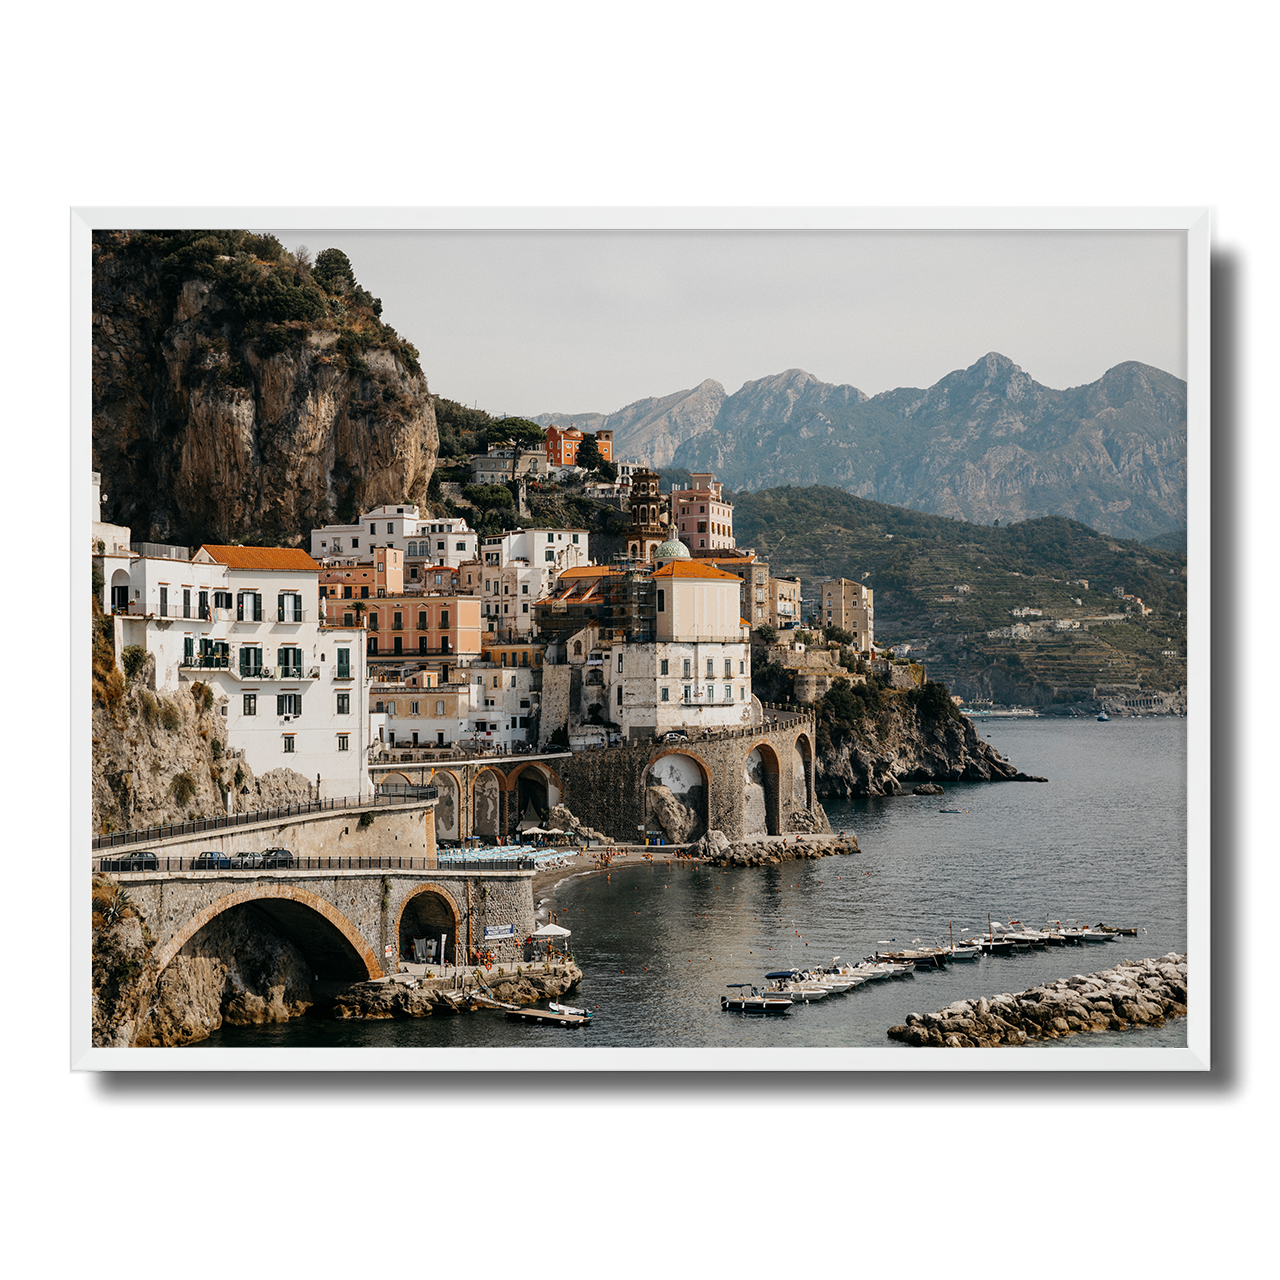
332,665,354,680
179,659,321,681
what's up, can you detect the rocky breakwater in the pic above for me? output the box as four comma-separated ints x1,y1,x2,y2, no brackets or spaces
887,953,1188,1047
326,963,583,1020
689,829,857,867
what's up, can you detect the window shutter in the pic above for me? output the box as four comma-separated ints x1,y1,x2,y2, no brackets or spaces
277,695,286,716
278,593,285,621
237,592,244,621
254,593,262,622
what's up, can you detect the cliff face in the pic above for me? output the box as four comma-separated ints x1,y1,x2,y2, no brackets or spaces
92,231,438,547
813,694,1041,798
92,651,314,835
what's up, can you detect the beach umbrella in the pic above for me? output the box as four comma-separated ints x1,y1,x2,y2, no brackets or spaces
533,922,571,937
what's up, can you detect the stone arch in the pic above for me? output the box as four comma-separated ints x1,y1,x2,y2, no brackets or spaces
472,766,504,839
792,731,814,810
395,884,462,968
507,761,563,830
378,770,413,792
644,750,711,844
433,769,462,842
153,884,382,980
744,741,783,835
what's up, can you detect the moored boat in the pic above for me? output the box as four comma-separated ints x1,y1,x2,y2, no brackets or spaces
722,984,792,1014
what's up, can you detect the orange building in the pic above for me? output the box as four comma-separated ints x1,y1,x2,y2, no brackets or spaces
546,424,613,467
323,591,482,660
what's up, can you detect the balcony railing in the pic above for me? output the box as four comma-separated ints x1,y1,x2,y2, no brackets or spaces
181,654,229,670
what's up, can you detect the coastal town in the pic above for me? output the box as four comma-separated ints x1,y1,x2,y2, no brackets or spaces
92,448,879,837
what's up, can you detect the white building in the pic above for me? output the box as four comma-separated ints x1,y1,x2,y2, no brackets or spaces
310,504,479,572
107,539,370,800
471,527,591,637
600,553,753,740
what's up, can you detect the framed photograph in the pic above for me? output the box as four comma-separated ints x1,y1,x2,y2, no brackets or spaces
72,207,1208,1071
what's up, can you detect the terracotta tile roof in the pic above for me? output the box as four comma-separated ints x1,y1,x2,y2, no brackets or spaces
652,561,741,581
200,545,320,571
557,566,620,578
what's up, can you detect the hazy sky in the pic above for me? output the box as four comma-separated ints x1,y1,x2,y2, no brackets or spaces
256,226,1186,417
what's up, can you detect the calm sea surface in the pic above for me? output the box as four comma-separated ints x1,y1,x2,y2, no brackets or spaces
193,717,1187,1051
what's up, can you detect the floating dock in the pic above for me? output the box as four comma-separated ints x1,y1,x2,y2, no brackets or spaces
504,1007,591,1028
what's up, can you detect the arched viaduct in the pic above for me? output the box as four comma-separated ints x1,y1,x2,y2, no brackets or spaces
369,711,819,845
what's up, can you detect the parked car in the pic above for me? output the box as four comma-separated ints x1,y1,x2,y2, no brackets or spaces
100,850,159,872
260,847,295,869
192,850,232,869
662,731,689,743
233,851,265,868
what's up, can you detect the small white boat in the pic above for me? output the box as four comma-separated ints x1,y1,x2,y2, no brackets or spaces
722,984,792,1014
763,973,829,1002
549,1001,593,1018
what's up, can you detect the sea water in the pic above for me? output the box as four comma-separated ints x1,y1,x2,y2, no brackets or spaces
193,717,1187,1051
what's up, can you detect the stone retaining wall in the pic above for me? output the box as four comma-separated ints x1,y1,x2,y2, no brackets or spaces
887,953,1188,1047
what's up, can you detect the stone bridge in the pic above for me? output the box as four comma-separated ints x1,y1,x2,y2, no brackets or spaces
370,708,821,845
94,798,535,980
114,863,534,982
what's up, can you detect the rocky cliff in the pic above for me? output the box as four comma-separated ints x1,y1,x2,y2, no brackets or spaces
92,648,314,835
537,355,1187,543
812,683,1043,798
92,231,438,547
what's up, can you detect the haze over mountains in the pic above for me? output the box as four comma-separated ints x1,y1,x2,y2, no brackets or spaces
534,353,1187,543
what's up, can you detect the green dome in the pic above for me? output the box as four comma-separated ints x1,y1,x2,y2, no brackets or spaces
653,524,690,560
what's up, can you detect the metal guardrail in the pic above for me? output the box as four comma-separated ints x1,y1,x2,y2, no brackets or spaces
94,853,476,874
92,788,437,851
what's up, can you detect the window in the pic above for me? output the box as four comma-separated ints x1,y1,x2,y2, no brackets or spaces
683,659,691,677
661,658,669,675
740,687,746,700
725,659,732,677
522,602,529,613
436,700,445,715
337,734,349,751
547,533,555,542
352,538,359,548
617,686,623,706
657,588,665,612
336,647,350,677
387,523,394,534
343,585,352,598
683,686,692,702
440,610,449,628
243,694,257,716
661,687,669,702
278,592,303,622
368,613,378,630
545,550,555,562
707,685,715,701
617,654,623,673
283,735,295,753
337,693,350,715
418,611,427,630
393,612,403,630
456,542,466,551
361,586,369,599
707,659,714,677
725,685,732,701
739,660,745,674
183,588,191,619
277,693,303,716
343,612,354,627
159,586,168,617
411,701,420,715
437,541,445,551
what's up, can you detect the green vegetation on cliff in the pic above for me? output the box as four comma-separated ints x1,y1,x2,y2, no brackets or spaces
734,486,1187,700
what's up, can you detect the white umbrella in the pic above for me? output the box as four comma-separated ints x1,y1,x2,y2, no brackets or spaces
533,922,572,937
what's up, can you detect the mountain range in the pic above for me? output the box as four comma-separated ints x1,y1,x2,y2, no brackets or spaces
534,354,1187,543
